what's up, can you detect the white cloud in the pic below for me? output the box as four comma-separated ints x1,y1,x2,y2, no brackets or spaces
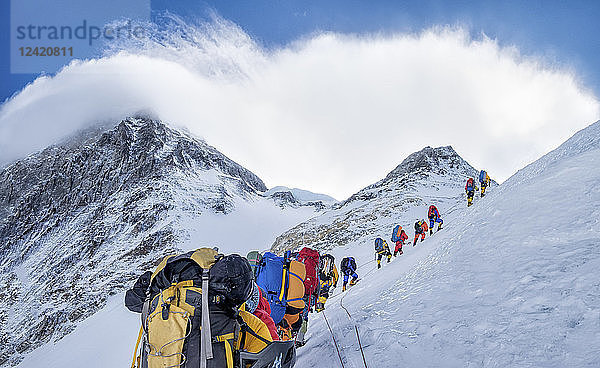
1,17,598,199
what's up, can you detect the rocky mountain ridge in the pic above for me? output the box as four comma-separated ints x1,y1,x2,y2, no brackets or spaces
271,146,482,253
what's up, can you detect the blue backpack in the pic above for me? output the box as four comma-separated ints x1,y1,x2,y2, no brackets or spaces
374,237,385,252
391,225,401,242
479,170,487,183
255,252,304,324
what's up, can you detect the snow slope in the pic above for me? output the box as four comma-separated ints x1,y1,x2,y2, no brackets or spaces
297,121,600,367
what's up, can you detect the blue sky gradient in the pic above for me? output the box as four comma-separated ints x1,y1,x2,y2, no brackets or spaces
1,0,599,102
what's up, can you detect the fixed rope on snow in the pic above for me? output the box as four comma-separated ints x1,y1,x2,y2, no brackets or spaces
320,258,376,368
336,260,377,368
322,310,346,368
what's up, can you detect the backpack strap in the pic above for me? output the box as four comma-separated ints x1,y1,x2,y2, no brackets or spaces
200,269,213,368
278,265,290,302
214,333,236,368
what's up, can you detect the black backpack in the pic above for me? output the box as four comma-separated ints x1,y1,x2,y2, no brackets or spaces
340,257,356,273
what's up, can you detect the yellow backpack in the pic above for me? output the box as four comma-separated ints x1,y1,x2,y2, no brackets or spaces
130,248,244,368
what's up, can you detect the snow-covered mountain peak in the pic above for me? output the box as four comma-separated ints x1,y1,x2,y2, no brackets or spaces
100,117,266,192
272,146,480,254
338,145,477,209
382,145,469,183
263,186,338,210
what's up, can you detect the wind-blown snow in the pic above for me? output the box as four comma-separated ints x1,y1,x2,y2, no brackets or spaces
296,121,600,367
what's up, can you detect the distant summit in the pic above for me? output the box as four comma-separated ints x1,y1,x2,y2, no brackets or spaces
383,146,469,182
272,145,480,253
264,186,337,210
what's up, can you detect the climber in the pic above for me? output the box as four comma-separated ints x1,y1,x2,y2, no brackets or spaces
413,220,428,245
256,252,306,343
465,177,478,207
340,257,359,291
479,170,491,197
316,254,338,312
247,250,263,278
374,237,392,269
391,225,409,256
428,205,443,234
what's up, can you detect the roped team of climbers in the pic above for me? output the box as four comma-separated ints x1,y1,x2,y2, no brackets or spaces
465,169,492,207
125,244,360,368
370,203,444,269
125,248,293,368
125,169,491,368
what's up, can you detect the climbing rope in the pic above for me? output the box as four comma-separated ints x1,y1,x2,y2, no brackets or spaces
334,260,378,368
319,258,382,368
322,310,346,368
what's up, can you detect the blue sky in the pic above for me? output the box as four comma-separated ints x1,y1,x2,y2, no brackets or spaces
1,0,600,103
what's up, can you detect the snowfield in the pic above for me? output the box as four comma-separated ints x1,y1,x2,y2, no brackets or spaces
297,121,600,367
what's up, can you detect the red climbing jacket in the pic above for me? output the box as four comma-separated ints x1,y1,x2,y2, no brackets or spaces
254,287,280,341
399,230,408,243
428,205,439,219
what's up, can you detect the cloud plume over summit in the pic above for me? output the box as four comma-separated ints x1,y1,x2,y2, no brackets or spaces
1,15,598,198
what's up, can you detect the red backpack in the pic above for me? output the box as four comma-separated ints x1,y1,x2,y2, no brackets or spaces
428,205,438,218
297,247,320,296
